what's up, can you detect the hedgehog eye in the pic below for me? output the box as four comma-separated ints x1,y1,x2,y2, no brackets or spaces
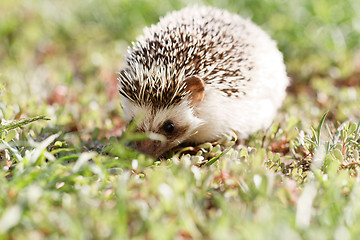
162,120,175,134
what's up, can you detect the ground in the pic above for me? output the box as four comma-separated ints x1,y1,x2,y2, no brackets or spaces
1,0,360,239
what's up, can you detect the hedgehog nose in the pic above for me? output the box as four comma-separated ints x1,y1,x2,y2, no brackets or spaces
133,139,162,157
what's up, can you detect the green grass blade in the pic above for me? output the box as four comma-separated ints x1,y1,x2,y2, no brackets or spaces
316,111,328,146
0,115,50,132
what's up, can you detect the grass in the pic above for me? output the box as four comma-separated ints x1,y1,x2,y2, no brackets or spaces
1,0,360,239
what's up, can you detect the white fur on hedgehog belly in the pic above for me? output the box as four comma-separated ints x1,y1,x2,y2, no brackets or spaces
186,90,277,143
187,88,277,143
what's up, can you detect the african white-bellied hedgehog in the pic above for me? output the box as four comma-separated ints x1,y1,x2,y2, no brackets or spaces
118,6,289,157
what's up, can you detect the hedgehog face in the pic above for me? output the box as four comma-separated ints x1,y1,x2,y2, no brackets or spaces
119,74,206,157
122,98,203,157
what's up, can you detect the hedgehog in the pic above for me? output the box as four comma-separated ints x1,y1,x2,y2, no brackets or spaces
118,6,289,157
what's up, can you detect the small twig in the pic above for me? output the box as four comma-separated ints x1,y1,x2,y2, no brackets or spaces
340,161,360,168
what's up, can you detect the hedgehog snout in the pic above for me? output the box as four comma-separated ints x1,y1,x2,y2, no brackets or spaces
133,139,164,157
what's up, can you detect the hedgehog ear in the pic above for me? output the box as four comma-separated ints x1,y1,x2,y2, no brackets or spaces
184,75,205,106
